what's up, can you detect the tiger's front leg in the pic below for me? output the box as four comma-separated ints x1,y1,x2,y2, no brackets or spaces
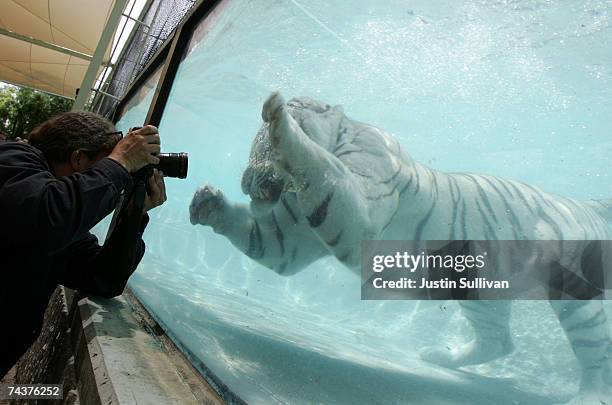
262,92,375,269
190,184,327,274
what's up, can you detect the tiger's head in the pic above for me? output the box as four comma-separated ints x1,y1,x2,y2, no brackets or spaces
241,96,345,215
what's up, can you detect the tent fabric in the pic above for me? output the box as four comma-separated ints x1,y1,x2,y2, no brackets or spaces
0,0,117,98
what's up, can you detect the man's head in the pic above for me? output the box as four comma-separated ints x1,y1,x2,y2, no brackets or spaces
241,96,345,215
29,111,120,176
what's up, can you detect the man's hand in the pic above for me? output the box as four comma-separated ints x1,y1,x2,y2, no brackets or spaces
108,125,160,173
144,169,167,213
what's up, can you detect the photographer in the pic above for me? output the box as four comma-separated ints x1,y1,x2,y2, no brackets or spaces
0,111,166,378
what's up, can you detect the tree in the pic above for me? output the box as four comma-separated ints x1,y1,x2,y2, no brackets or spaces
0,84,73,139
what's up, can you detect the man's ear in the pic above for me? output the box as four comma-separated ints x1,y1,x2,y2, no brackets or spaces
69,150,82,171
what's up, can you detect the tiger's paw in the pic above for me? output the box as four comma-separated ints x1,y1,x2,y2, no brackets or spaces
419,336,515,368
261,91,297,155
262,91,286,125
189,184,228,232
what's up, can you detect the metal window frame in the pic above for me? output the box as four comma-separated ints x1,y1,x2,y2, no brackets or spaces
103,2,248,402
111,0,222,126
92,0,156,114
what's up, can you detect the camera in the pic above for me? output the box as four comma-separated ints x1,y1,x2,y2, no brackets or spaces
156,152,188,179
130,127,188,179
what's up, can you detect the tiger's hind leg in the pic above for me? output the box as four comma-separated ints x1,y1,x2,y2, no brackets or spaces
420,301,515,367
550,300,612,404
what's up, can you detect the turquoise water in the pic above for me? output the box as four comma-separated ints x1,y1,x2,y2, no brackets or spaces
105,0,612,403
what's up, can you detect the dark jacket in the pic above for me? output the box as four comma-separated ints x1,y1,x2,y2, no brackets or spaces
0,142,148,377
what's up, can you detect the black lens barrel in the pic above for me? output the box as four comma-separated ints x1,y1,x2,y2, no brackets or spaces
156,152,188,178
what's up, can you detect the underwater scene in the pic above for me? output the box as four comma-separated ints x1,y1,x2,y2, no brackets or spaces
97,0,612,403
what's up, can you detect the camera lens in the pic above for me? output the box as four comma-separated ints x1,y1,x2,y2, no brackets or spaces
157,152,188,178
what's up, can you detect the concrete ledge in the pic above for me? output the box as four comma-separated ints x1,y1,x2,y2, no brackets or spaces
7,287,78,404
70,289,224,405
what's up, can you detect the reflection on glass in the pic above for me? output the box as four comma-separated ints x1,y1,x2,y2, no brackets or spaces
128,1,612,404
90,63,164,241
116,63,164,131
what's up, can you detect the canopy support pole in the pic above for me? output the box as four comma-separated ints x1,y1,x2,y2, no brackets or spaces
73,0,128,110
0,28,92,61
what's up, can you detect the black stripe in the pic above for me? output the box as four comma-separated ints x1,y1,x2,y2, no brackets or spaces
336,125,347,145
281,196,298,224
307,191,334,228
534,203,564,240
381,210,397,234
336,147,365,159
479,176,521,239
566,309,607,333
570,338,611,348
465,174,499,224
348,169,373,179
291,246,299,262
493,177,515,200
413,168,421,195
381,165,402,184
561,197,588,239
333,142,350,153
277,261,288,274
550,201,573,227
327,229,344,247
448,176,468,239
430,171,439,200
398,173,413,195
365,180,401,201
415,200,436,240
475,199,498,240
582,207,605,239
558,301,590,321
246,220,265,259
508,181,537,215
558,269,593,298
364,166,404,201
351,126,372,140
271,211,285,256
338,251,351,262
460,196,468,239
585,364,604,370
523,184,572,227
447,176,458,239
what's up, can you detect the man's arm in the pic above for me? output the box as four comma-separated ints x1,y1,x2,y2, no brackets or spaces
54,170,165,298
54,213,149,298
0,143,132,253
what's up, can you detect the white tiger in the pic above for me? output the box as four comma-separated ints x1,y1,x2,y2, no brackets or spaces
190,92,612,404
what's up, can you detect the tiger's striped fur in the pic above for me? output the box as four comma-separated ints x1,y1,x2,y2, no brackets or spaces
190,92,611,402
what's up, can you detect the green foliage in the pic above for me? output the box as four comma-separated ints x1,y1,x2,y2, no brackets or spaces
0,84,74,139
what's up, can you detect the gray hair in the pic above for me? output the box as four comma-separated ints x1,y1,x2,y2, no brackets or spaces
29,111,118,163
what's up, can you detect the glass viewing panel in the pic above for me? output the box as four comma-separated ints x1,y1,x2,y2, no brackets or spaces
126,1,611,404
116,63,164,131
91,63,164,239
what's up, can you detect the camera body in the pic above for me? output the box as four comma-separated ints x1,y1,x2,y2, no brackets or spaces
129,127,188,179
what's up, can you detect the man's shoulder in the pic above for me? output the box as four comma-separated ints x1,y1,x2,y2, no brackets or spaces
0,141,42,155
0,142,48,168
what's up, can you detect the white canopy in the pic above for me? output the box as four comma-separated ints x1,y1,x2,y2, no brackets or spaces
0,0,119,98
